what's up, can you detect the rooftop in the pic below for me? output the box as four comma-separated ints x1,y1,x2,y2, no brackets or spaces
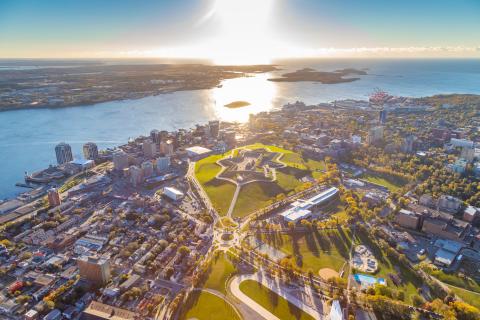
82,301,136,320
185,146,212,156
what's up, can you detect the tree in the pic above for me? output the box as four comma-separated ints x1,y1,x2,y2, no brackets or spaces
451,301,480,320
178,245,191,256
411,295,424,307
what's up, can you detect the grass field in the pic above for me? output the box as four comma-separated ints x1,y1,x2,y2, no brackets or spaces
258,228,352,274
182,253,240,320
195,143,326,218
232,181,284,218
239,280,315,320
360,172,407,192
448,285,480,309
181,291,240,320
203,252,237,294
194,152,236,215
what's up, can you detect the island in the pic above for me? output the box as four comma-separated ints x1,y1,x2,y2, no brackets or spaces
224,101,251,109
0,63,278,111
268,67,367,84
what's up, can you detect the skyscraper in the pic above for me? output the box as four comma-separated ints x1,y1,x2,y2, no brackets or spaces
150,129,161,145
208,120,220,138
77,255,111,285
156,157,170,173
366,126,384,145
83,142,99,160
55,142,73,165
379,109,387,124
142,139,157,158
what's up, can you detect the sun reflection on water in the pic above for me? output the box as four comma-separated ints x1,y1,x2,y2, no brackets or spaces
210,73,277,123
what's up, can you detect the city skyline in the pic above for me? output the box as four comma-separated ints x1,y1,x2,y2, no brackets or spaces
0,0,479,63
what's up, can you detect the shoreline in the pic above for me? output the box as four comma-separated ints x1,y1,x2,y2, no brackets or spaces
2,92,479,202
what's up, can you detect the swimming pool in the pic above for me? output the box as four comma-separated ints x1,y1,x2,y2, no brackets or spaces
354,273,386,287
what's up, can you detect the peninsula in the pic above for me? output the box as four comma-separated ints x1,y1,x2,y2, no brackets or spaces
0,63,277,111
268,67,367,84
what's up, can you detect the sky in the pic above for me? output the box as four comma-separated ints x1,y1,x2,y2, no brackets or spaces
0,0,479,62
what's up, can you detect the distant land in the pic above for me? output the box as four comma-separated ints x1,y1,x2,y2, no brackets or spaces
0,63,277,111
268,67,367,84
224,101,251,109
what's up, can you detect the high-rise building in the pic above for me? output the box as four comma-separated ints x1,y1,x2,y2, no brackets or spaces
209,120,220,138
83,142,99,160
112,151,129,171
379,109,387,124
141,161,154,178
366,126,384,145
129,165,144,187
77,255,111,285
402,135,415,153
142,139,157,158
55,142,73,165
156,157,170,173
150,129,161,145
47,188,61,207
159,140,174,156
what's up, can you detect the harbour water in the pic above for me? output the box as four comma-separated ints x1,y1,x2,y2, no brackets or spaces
1,58,480,199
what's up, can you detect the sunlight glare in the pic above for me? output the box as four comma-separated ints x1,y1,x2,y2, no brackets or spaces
211,73,276,122
209,0,275,65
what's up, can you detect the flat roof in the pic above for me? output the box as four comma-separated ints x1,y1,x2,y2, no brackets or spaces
280,187,338,222
83,301,136,320
435,249,456,265
283,208,311,222
0,199,23,214
186,146,212,155
164,187,184,196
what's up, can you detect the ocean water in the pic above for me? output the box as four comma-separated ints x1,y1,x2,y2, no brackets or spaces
1,58,480,199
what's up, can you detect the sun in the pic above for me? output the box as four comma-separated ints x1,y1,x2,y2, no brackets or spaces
208,0,275,65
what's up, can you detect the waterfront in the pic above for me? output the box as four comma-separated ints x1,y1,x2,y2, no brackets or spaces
1,58,480,199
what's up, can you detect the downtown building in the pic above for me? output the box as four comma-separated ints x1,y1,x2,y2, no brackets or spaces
77,255,111,286
55,142,73,165
83,142,99,160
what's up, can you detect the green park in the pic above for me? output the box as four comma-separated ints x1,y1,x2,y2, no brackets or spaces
194,143,326,218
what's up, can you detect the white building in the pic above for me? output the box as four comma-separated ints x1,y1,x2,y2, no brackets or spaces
186,146,212,160
113,151,129,171
156,157,170,173
163,187,184,201
280,187,339,223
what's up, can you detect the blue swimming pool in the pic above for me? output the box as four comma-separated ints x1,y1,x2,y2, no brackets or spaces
354,274,386,286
